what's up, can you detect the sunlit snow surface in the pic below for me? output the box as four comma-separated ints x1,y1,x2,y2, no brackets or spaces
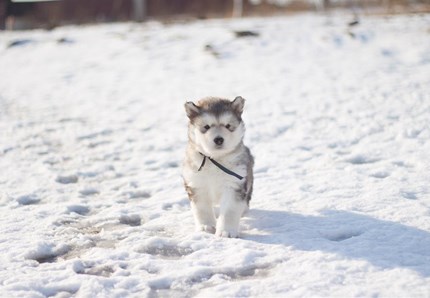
1,12,430,297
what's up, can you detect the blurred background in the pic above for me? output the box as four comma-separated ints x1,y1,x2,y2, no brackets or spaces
1,0,430,30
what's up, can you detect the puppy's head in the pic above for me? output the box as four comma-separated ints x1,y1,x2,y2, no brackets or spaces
185,96,246,158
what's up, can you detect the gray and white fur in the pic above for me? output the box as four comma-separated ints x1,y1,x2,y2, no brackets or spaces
182,96,254,238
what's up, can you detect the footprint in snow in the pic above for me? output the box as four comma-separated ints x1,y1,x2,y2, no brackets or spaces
138,237,193,259
149,264,272,294
87,140,111,148
77,225,102,235
217,265,272,281
76,265,115,277
140,244,193,259
401,190,418,200
125,190,151,199
345,155,380,165
322,230,363,242
56,174,78,184
165,161,179,168
370,171,390,179
25,242,69,264
17,194,40,205
119,214,142,226
66,205,90,216
63,239,114,261
162,199,189,211
79,188,99,196
76,129,113,141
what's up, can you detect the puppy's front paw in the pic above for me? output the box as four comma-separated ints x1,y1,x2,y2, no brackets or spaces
215,228,239,238
197,224,216,234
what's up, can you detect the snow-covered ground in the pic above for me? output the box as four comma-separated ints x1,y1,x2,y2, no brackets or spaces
1,12,430,297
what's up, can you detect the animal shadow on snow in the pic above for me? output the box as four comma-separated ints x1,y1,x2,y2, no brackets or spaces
244,209,430,277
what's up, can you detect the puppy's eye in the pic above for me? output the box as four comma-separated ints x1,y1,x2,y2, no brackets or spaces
204,125,210,130
225,124,231,129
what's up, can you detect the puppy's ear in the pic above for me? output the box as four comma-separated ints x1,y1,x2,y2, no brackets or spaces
231,96,245,117
184,101,201,120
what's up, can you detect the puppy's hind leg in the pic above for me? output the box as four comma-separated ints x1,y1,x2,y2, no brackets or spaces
241,203,250,217
216,190,247,238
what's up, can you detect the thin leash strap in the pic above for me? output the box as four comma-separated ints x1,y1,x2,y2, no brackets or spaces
198,153,244,180
208,157,244,180
198,155,206,171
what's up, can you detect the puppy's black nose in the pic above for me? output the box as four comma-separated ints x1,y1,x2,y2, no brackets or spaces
214,137,224,145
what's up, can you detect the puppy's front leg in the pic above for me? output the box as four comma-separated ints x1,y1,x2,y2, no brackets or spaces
216,190,247,238
191,195,216,234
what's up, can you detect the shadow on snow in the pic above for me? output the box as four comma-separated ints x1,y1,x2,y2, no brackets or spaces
244,209,430,277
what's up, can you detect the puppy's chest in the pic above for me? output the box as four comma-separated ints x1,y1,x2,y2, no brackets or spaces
196,162,231,185
192,161,242,199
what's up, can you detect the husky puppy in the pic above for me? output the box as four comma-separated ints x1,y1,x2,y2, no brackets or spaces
183,96,254,238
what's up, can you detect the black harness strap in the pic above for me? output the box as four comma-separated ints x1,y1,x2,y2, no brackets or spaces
197,154,207,171
197,153,244,180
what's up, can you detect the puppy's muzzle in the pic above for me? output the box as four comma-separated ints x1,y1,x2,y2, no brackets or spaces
214,137,224,146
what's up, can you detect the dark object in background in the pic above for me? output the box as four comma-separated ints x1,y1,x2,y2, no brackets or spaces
234,30,259,38
348,20,360,27
2,0,429,30
7,38,35,48
0,1,6,29
57,37,74,44
0,0,232,30
2,0,134,30
204,44,220,58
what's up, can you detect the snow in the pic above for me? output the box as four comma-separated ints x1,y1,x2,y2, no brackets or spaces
1,12,430,297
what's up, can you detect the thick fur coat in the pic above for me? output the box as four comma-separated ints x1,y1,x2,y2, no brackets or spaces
182,96,254,238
